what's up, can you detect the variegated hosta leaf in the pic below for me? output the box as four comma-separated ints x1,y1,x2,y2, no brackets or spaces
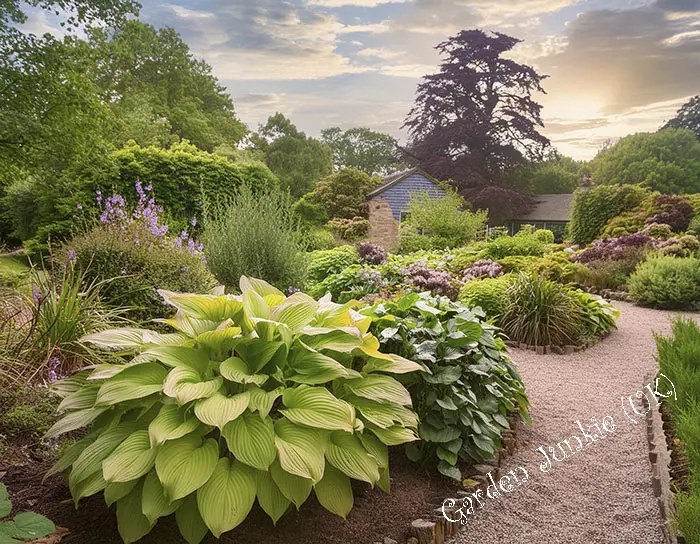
357,333,394,361
325,431,379,484
163,366,223,405
219,357,269,386
196,458,257,538
255,469,290,524
87,362,148,381
274,419,326,483
148,404,201,447
103,430,158,483
344,374,412,406
194,391,249,429
313,463,353,519
361,354,428,375
158,290,245,322
156,312,220,338
269,459,312,509
141,470,183,524
279,385,356,433
222,412,276,470
155,434,219,501
95,363,168,407
246,386,283,419
80,328,150,350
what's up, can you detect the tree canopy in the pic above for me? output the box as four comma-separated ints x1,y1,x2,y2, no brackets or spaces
320,127,409,176
663,95,700,141
252,113,333,198
590,128,700,194
506,152,582,194
403,30,550,187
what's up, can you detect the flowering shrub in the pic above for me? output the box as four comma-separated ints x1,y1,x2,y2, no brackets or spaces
48,279,421,543
462,259,503,281
358,242,388,265
574,233,654,263
403,262,454,297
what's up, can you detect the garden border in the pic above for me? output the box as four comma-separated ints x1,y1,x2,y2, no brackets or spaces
504,331,611,355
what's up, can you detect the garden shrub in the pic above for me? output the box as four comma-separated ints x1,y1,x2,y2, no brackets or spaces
403,262,455,298
447,247,483,274
462,259,503,281
687,215,700,236
362,292,529,480
48,279,421,544
496,255,539,274
534,229,555,244
400,190,488,250
628,256,700,309
656,235,700,257
569,185,652,245
311,168,381,220
641,223,674,239
574,233,654,263
459,274,515,319
479,233,546,261
203,186,307,292
655,318,700,543
530,252,585,284
302,226,337,251
308,265,386,303
358,242,388,265
500,274,581,346
397,225,436,254
568,290,620,342
601,208,650,239
575,255,644,291
327,216,370,242
306,246,359,283
293,195,329,227
645,194,694,232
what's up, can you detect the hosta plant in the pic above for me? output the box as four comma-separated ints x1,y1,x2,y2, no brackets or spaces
361,292,529,481
46,278,422,544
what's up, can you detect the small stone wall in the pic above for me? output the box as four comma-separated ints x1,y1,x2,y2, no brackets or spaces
369,197,399,250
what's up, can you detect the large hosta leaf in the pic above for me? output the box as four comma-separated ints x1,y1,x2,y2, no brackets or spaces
141,470,182,524
274,419,326,483
313,463,353,519
270,293,318,332
155,434,218,501
45,436,95,479
287,343,360,384
269,460,312,508
298,327,363,352
344,374,412,406
136,346,210,374
158,290,244,322
116,483,155,544
240,276,285,299
46,407,107,438
222,412,276,470
194,392,249,429
81,328,152,350
325,431,379,484
95,363,168,406
255,469,290,524
104,480,138,507
247,386,283,419
219,357,269,386
361,354,427,375
148,404,201,446
163,366,222,405
352,397,419,429
280,386,356,433
58,385,99,411
197,458,257,538
367,423,419,446
176,494,209,544
235,340,284,374
102,430,158,483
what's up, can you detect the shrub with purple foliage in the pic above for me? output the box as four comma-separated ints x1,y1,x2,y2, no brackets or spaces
404,262,454,296
574,233,655,263
462,259,504,281
358,241,388,265
646,194,694,232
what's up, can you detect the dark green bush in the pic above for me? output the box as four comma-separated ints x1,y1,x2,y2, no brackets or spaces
569,185,652,245
202,186,307,292
362,292,529,480
628,256,700,309
68,225,215,322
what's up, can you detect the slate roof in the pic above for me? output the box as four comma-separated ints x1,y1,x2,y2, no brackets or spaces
367,167,442,198
509,194,575,222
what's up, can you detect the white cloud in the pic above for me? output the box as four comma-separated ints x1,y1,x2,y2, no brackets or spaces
356,47,403,59
309,0,408,6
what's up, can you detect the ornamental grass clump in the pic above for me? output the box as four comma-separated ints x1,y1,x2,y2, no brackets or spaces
47,278,421,544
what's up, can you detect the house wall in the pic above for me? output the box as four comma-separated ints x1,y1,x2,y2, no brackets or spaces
368,197,399,249
370,173,446,221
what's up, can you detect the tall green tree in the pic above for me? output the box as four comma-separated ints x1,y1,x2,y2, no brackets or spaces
321,126,408,176
663,95,700,141
590,128,700,194
252,113,333,198
87,20,246,151
506,152,582,194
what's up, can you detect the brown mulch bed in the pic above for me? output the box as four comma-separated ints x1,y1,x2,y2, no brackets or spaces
1,444,458,544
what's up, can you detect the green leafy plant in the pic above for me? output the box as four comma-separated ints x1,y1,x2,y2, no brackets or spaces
47,278,420,543
202,186,307,292
533,229,554,244
361,292,529,480
306,246,359,284
0,483,57,542
327,217,370,242
478,233,545,260
458,274,515,319
568,290,620,342
628,256,700,309
500,274,580,346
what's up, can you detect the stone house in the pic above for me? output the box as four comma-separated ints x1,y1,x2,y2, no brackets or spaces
367,168,447,249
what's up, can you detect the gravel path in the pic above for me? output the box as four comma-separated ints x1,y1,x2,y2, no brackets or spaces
455,302,700,544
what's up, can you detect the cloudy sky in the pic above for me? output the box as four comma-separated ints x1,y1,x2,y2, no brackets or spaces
26,0,700,159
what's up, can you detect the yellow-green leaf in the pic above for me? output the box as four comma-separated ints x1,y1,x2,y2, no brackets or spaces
219,357,269,386
163,366,222,405
326,431,379,484
194,391,249,430
155,434,218,501
247,386,283,419
95,363,168,407
344,374,412,406
313,463,353,519
148,404,201,447
103,430,157,483
274,419,326,483
269,459,312,508
222,413,276,470
141,470,182,523
255,469,290,525
104,480,138,507
280,385,355,433
197,458,257,538
176,494,209,544
116,482,155,544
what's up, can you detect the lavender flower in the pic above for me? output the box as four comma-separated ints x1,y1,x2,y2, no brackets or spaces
66,249,77,265
47,357,65,383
